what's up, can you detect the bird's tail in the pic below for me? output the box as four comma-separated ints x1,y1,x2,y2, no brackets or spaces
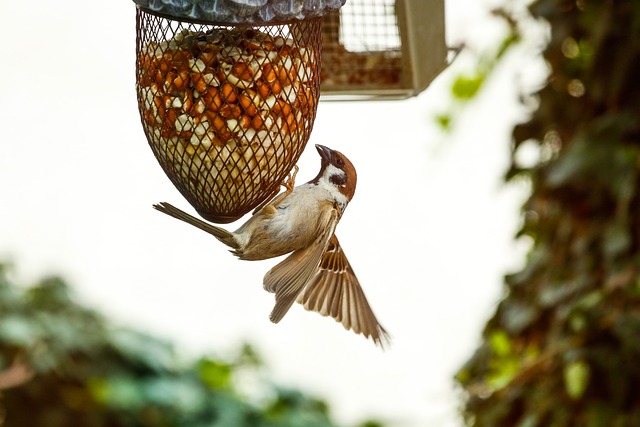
153,202,239,250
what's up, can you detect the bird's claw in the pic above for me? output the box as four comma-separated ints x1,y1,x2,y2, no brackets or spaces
251,165,299,215
282,165,299,196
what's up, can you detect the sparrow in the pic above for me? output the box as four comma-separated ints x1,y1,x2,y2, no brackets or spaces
153,144,389,347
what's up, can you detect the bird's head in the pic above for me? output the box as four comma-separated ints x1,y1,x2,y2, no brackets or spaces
312,144,357,204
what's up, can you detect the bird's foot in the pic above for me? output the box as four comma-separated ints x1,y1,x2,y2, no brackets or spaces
281,165,299,196
251,165,299,214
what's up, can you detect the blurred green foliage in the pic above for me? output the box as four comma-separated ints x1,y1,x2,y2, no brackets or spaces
0,263,344,427
456,0,640,426
436,9,522,132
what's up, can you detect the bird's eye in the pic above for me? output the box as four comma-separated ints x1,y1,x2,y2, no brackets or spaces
336,157,345,167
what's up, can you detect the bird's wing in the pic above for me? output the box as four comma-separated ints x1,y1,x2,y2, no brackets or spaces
263,207,339,324
297,235,390,348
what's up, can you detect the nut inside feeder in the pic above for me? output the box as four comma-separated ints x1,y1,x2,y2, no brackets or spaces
134,1,340,223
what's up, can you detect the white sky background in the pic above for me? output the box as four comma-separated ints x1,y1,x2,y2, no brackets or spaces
0,1,547,426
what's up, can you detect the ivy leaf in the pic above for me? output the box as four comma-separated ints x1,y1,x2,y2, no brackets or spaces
435,113,452,131
489,330,512,357
0,315,40,346
603,221,631,258
451,73,485,99
564,360,590,399
198,358,232,390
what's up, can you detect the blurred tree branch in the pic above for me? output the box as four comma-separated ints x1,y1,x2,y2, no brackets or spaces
0,358,33,390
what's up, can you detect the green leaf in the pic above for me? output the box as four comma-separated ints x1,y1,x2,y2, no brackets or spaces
516,414,539,427
486,331,522,390
603,222,631,258
501,300,538,333
87,377,109,404
237,343,263,368
451,74,485,99
568,312,588,333
564,360,590,399
198,358,232,390
489,330,512,357
486,358,520,390
143,377,206,412
0,315,40,346
435,113,452,131
102,377,144,409
209,393,253,427
109,329,175,372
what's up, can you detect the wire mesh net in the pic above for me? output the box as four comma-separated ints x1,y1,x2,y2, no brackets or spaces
321,0,402,91
136,9,322,223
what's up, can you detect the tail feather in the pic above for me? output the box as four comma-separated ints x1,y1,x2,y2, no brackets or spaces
153,202,238,250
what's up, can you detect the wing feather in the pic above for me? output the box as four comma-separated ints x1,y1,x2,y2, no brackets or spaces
263,208,338,324
297,235,390,347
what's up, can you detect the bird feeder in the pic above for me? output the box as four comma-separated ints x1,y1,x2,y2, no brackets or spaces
134,1,342,223
320,0,446,99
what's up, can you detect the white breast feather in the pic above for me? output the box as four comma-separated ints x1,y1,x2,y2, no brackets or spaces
267,184,325,239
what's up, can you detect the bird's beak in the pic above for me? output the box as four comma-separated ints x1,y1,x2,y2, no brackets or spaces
315,144,332,162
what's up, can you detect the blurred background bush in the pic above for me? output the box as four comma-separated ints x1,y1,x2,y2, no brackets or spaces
456,1,640,426
0,262,373,427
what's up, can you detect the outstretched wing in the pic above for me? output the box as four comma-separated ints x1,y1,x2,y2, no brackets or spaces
263,207,339,324
297,235,390,348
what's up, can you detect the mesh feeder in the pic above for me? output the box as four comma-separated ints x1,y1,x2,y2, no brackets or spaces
134,1,342,223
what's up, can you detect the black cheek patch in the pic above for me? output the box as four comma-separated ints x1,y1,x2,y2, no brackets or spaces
330,174,347,186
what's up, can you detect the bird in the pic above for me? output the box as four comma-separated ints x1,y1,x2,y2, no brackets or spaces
153,144,390,347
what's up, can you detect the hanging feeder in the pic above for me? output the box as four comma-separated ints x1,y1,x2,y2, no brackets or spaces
320,0,446,99
134,1,341,223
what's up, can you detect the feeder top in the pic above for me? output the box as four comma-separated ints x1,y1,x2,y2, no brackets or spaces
133,0,346,25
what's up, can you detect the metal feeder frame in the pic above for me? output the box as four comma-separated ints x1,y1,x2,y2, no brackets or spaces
320,0,447,99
